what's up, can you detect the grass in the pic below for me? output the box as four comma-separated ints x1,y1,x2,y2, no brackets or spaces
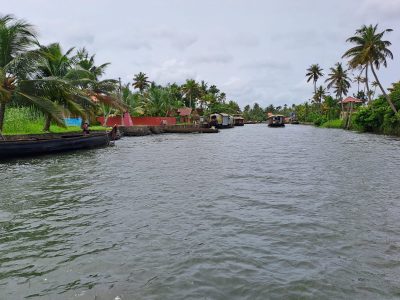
2,107,110,135
320,119,343,129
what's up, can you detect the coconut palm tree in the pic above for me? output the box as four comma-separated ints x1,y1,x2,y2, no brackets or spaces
343,24,396,113
313,85,326,111
132,72,150,93
34,43,95,131
306,64,324,95
354,74,364,93
74,47,109,80
371,81,379,98
0,14,64,132
325,62,351,113
181,79,200,108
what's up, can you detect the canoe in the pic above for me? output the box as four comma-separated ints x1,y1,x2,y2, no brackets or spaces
0,131,113,159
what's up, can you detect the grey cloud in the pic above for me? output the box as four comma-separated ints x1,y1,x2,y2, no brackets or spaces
360,0,400,20
240,59,292,71
150,28,198,50
66,33,95,46
190,53,234,64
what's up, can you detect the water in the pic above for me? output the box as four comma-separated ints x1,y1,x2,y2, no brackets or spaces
1,125,400,300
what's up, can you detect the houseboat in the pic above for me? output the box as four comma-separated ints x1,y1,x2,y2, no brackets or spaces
233,115,244,126
267,115,285,127
220,113,234,128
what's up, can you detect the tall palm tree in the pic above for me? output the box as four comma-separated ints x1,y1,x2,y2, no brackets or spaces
325,62,351,113
313,85,326,111
0,14,63,132
354,74,364,93
371,81,379,98
132,72,150,93
306,64,324,95
181,79,199,108
343,24,396,113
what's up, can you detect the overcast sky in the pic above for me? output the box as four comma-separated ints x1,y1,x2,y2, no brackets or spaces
3,0,400,108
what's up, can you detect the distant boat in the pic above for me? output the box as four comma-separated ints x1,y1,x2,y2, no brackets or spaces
267,115,285,127
0,131,114,159
233,115,245,126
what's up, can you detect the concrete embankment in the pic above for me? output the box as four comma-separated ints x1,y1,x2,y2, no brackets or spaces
119,125,219,136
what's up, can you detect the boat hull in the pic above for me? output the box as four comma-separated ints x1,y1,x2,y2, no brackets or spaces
268,124,285,127
0,132,110,159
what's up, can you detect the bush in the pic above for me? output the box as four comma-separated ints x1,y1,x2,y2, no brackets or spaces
353,95,400,135
313,115,327,126
321,119,343,128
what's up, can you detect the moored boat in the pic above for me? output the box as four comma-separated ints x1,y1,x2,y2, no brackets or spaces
267,115,285,127
0,131,114,159
233,115,245,126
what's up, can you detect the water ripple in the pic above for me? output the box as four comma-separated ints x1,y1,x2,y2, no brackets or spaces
1,125,400,299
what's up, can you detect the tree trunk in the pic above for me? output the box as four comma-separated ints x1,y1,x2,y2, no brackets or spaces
314,80,317,95
0,102,6,132
365,65,372,103
43,114,51,132
347,102,354,129
339,92,344,119
370,62,397,114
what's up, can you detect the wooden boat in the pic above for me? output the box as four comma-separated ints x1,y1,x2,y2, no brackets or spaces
233,115,244,126
267,115,285,127
0,130,114,159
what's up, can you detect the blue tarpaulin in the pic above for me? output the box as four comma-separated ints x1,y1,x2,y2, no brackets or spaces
64,118,82,127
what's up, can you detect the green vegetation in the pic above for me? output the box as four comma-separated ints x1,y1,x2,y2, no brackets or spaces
320,119,343,128
2,107,108,135
296,23,400,136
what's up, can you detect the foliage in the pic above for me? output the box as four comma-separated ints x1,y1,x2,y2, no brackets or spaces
320,119,343,128
343,24,397,113
353,82,400,135
2,107,107,134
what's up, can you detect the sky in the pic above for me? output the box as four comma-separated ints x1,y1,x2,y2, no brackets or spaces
2,0,400,108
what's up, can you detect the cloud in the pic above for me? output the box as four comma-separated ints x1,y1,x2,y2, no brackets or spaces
150,28,198,50
190,53,234,64
148,59,198,85
240,59,292,71
360,0,400,19
66,33,95,46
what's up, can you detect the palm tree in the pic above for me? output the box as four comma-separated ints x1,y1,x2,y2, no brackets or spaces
132,72,150,93
0,15,64,132
208,84,220,96
306,64,324,95
325,62,351,113
35,43,94,131
74,47,109,80
313,85,326,111
353,74,364,93
343,24,397,113
181,79,199,108
371,81,379,98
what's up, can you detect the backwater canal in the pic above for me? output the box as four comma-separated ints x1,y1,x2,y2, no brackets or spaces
1,124,400,299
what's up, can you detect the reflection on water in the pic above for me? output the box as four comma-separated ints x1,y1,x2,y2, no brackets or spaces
1,125,400,299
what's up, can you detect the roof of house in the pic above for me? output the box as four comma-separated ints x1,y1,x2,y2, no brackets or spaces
341,96,363,103
177,107,192,116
